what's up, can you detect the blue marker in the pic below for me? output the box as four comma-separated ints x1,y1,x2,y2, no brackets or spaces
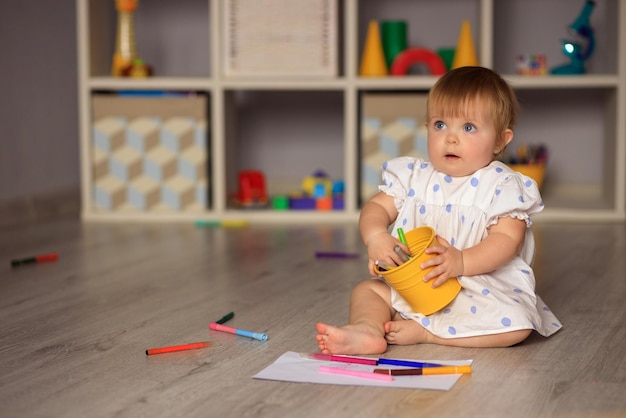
378,358,443,368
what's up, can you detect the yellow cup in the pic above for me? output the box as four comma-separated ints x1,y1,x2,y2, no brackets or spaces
375,226,461,315
509,163,546,189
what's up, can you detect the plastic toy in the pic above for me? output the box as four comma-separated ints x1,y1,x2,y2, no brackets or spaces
121,58,153,78
271,195,289,210
112,0,152,77
451,20,479,69
359,20,388,76
289,195,317,210
316,197,333,211
302,170,332,197
550,0,596,75
332,195,344,210
277,170,344,211
517,54,547,76
381,21,408,68
234,170,268,208
436,48,455,71
390,48,447,76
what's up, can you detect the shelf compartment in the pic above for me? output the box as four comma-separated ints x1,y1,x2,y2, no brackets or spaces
494,0,619,76
85,0,210,78
222,90,345,212
357,0,482,76
513,88,618,213
220,0,341,79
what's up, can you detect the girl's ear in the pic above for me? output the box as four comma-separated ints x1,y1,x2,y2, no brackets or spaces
493,129,513,155
495,129,514,154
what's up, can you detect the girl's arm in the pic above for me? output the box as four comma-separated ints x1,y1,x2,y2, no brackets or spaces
359,192,408,276
422,216,527,287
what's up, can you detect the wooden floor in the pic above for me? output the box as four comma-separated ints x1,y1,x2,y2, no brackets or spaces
1,216,625,418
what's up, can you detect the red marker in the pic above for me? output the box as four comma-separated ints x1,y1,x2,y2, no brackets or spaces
11,252,58,268
145,341,211,355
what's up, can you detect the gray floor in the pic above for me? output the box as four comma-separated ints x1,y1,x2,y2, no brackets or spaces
1,217,625,418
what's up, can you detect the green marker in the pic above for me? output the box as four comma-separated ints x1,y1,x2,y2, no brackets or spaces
397,228,408,245
215,312,234,325
195,219,249,228
397,228,411,259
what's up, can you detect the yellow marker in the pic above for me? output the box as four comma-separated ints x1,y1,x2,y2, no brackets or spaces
373,365,472,376
195,220,249,228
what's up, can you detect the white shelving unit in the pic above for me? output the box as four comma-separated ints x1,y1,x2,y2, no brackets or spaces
76,0,626,223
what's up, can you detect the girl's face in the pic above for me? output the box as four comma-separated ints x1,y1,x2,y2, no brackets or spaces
426,102,510,177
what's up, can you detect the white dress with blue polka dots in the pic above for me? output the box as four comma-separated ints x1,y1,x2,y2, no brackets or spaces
379,157,562,338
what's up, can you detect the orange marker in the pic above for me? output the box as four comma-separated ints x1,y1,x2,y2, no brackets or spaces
145,341,211,355
373,365,472,376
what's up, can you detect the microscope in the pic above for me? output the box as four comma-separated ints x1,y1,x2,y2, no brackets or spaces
550,0,596,75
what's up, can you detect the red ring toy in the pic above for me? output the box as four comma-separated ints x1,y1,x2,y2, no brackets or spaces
390,48,448,76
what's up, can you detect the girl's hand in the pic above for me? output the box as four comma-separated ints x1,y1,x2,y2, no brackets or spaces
366,232,410,277
421,235,464,288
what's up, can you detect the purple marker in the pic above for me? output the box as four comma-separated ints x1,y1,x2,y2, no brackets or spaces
315,251,360,259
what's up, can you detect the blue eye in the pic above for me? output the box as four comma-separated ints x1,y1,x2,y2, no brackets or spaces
464,123,476,132
435,121,445,129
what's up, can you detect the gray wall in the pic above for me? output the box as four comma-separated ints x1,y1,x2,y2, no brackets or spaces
0,0,79,201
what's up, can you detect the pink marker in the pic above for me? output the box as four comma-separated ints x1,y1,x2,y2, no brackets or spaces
319,365,394,382
209,322,267,341
308,353,378,366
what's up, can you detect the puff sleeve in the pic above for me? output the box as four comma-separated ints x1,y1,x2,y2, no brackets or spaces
487,169,544,227
378,157,426,210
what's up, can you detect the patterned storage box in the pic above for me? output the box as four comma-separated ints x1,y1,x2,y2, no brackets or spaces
91,94,209,213
360,93,429,204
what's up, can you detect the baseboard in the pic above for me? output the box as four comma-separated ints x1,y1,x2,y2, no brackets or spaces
0,188,80,228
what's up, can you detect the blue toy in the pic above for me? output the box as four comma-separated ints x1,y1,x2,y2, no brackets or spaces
550,0,596,75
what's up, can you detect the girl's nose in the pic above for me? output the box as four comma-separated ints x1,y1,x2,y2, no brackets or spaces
445,132,458,144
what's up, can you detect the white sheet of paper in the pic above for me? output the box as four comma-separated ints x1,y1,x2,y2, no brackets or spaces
253,351,472,391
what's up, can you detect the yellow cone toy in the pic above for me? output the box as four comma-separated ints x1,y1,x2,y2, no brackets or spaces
452,20,479,69
360,20,388,76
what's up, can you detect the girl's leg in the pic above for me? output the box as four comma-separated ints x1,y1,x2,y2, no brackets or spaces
385,320,532,347
315,279,394,355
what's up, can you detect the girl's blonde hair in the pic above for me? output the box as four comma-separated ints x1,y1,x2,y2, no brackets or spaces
426,66,519,153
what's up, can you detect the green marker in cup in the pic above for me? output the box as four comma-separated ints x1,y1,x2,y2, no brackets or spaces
397,228,408,245
397,228,410,259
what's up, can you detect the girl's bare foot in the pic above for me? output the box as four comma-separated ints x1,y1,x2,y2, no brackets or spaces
384,319,429,345
315,322,387,355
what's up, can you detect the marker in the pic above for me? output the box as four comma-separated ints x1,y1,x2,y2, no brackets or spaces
373,365,472,376
195,220,249,228
393,245,410,262
396,228,408,245
315,251,360,259
396,228,411,259
375,260,389,272
215,311,235,325
306,353,442,368
308,353,378,366
377,358,443,368
145,341,211,355
319,365,394,382
11,252,58,268
209,322,267,341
